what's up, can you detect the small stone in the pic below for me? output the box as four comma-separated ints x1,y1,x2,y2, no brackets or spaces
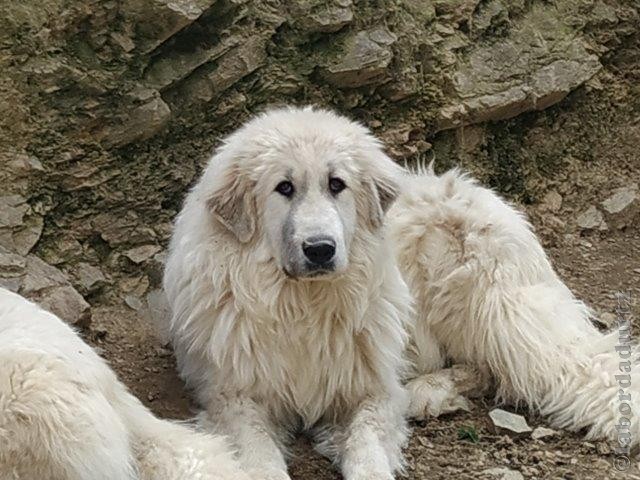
541,190,562,212
482,467,524,480
489,408,532,435
576,206,607,231
600,184,638,229
124,294,144,311
531,426,558,440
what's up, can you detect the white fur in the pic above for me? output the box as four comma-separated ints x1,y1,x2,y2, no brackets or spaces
0,288,248,480
163,107,411,480
163,106,638,480
390,168,639,447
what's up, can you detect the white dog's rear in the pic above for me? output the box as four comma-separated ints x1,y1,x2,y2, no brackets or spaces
391,168,638,447
0,288,247,480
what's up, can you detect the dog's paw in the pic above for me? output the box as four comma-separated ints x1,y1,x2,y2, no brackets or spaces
245,468,291,480
347,471,394,480
406,371,472,420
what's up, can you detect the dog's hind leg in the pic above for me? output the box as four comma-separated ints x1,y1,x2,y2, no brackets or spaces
405,365,489,419
0,351,137,480
406,321,490,419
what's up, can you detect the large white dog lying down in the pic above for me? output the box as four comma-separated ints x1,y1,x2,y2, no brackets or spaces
162,107,638,480
0,288,247,480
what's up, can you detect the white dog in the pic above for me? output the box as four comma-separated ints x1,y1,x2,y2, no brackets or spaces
0,287,247,480
163,107,638,479
163,107,412,480
391,167,638,449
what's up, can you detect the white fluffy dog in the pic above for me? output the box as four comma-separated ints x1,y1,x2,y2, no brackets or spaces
0,287,247,480
391,168,638,450
163,107,412,480
163,106,637,479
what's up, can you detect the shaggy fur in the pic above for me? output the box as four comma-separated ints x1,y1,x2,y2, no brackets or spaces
390,167,639,448
0,288,247,480
163,107,411,480
163,106,638,480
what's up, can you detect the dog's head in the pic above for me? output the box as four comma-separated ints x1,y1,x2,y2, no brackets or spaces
203,107,402,280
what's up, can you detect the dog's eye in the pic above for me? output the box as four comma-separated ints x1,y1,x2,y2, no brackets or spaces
275,180,295,198
329,177,346,195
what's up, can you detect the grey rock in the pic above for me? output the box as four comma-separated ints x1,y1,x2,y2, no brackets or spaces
12,255,91,326
0,195,29,229
5,153,44,175
0,196,43,255
124,294,144,311
123,245,162,264
144,36,241,90
122,0,218,54
474,0,508,33
75,262,107,294
299,1,354,33
433,0,480,23
600,184,638,229
93,212,157,247
482,467,524,480
438,9,601,129
576,206,608,231
174,37,267,105
531,426,558,440
322,27,397,88
489,408,532,435
98,92,171,148
37,285,91,327
540,190,563,213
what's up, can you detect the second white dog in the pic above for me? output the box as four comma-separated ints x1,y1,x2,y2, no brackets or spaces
0,287,247,480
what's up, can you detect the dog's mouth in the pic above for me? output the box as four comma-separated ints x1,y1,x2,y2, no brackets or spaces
283,263,336,281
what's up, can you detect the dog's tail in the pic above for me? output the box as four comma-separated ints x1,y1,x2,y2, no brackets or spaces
111,388,247,480
475,280,639,447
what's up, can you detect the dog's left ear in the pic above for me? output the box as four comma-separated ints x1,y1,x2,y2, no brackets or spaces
365,153,401,229
206,166,256,243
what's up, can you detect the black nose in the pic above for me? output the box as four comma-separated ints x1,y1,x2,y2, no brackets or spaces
303,236,336,265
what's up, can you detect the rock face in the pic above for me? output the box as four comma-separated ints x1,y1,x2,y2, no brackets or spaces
438,6,601,129
0,0,637,310
322,27,397,88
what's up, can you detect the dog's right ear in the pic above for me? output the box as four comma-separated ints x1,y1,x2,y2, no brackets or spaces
206,165,256,243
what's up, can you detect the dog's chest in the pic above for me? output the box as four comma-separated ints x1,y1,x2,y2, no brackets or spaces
226,309,378,422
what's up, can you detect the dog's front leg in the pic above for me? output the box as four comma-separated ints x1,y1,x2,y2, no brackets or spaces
203,395,290,480
340,395,408,480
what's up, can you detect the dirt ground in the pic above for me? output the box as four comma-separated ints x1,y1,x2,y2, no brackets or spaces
83,90,640,479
